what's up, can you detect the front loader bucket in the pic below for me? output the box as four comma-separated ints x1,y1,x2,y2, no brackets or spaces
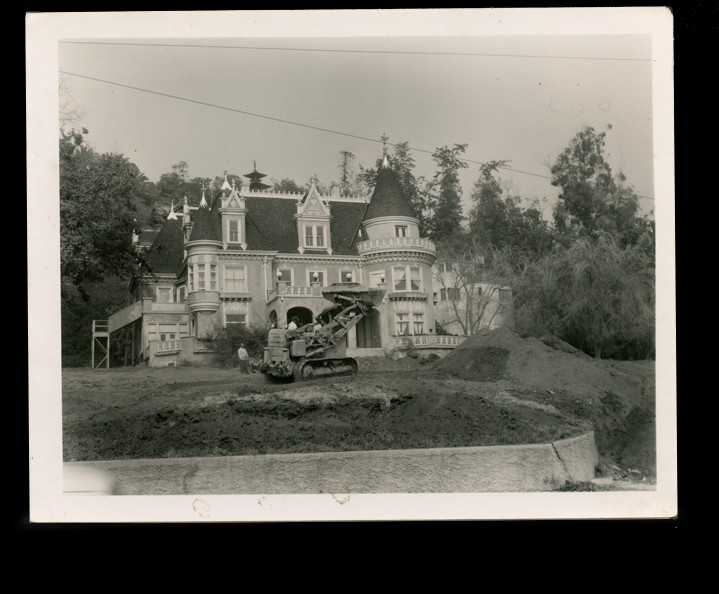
321,283,385,307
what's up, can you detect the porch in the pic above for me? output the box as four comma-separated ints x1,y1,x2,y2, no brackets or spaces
146,335,220,368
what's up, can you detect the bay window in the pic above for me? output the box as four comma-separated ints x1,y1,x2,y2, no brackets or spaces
210,264,217,290
393,265,422,292
413,313,424,334
396,313,410,336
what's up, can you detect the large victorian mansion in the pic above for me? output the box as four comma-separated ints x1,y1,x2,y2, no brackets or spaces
106,154,489,367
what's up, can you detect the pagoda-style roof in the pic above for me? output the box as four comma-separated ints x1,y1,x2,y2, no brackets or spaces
244,161,271,191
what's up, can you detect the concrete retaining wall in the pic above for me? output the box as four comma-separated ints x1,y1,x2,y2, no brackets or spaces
68,432,598,495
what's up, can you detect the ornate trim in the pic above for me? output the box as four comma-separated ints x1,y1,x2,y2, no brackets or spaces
388,292,429,301
239,189,368,202
276,254,364,265
220,294,253,302
218,252,278,261
363,215,420,227
362,251,436,266
357,236,436,253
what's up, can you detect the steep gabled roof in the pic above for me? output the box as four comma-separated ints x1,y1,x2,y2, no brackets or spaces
240,195,366,255
145,217,185,274
148,192,367,262
362,158,417,222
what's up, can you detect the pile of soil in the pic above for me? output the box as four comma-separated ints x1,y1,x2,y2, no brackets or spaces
435,328,656,477
435,327,641,399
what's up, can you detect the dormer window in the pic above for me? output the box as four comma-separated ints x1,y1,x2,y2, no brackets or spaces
229,219,239,243
296,184,332,254
304,224,327,248
226,217,242,244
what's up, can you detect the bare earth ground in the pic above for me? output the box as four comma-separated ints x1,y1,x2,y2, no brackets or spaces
62,329,656,489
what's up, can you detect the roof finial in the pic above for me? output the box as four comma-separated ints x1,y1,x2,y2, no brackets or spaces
199,183,208,208
221,172,232,192
167,200,178,220
380,133,390,168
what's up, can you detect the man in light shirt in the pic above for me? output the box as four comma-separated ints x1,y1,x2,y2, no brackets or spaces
237,343,251,374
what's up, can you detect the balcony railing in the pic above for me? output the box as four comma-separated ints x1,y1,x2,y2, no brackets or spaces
157,339,182,353
356,237,436,253
267,283,322,302
392,334,467,348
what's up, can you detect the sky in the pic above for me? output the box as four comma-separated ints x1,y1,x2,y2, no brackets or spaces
53,9,666,220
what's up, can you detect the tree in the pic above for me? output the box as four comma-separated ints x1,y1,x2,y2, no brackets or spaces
512,231,655,359
433,239,517,336
469,160,554,263
61,275,134,366
60,129,151,288
338,150,356,195
156,161,211,208
271,178,305,193
426,144,468,241
59,73,84,131
551,125,647,247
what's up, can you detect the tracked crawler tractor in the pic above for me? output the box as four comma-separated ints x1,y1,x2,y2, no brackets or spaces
259,283,384,381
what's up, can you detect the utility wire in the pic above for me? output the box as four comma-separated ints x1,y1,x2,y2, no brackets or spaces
59,40,651,62
60,70,655,201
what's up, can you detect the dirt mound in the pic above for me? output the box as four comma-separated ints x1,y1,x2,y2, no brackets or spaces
436,327,639,400
434,327,656,476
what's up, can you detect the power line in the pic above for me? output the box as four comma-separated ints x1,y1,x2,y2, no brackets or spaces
59,40,651,62
59,70,654,201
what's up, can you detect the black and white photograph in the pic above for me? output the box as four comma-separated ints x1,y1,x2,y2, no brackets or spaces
27,8,676,522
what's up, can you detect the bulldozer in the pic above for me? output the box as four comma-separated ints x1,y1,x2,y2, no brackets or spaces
259,283,384,381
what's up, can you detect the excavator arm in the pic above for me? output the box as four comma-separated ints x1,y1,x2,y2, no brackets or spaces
303,296,373,359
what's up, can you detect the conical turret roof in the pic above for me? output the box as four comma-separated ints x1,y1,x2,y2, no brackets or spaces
362,157,417,222
146,216,185,273
188,198,222,243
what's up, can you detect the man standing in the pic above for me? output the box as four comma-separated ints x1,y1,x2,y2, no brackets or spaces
237,343,251,374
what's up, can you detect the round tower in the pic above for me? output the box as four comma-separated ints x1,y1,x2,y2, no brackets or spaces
356,146,437,350
185,186,223,337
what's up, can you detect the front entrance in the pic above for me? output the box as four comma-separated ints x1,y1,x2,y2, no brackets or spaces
355,309,381,348
287,306,313,328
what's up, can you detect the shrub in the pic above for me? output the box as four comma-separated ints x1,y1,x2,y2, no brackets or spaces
202,323,270,368
512,231,655,360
